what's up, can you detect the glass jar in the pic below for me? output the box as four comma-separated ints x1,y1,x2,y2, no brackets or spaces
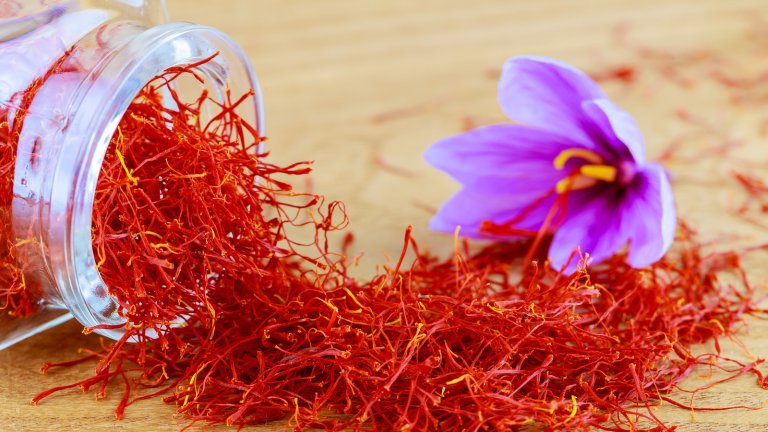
0,0,263,349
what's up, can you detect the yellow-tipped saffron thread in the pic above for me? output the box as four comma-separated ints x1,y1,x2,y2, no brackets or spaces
14,238,32,247
292,397,300,424
534,405,556,414
140,231,163,239
453,225,462,255
446,374,471,385
343,287,367,311
568,395,578,419
654,383,663,406
115,148,139,186
709,318,725,332
487,302,507,314
183,361,211,407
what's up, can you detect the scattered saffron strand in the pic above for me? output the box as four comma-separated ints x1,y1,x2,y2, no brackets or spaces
589,64,637,84
28,57,768,431
731,170,768,230
372,154,420,178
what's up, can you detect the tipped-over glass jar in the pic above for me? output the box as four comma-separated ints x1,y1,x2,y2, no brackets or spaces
0,0,263,349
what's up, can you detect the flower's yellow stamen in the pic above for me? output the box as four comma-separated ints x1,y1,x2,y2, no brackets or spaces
553,148,604,169
554,148,618,194
579,164,617,182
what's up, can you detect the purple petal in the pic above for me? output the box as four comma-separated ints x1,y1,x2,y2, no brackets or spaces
548,189,628,273
622,163,676,267
498,57,606,149
424,125,582,197
581,99,645,163
429,187,559,239
548,163,676,272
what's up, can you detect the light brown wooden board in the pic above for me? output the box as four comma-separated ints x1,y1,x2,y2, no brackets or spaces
3,0,768,430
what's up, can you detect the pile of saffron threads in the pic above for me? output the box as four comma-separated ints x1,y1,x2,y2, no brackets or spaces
87,57,329,339
27,57,768,431
732,170,768,230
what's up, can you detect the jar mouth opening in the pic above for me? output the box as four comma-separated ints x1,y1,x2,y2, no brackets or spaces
55,22,264,341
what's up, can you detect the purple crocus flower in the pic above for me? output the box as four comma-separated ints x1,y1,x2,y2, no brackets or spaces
424,56,675,272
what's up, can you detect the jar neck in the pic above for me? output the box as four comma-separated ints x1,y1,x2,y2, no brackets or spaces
12,21,263,340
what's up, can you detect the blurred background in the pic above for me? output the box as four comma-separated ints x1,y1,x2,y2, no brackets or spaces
3,0,768,430
169,0,768,275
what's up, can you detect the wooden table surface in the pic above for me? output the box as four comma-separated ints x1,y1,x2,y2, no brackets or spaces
4,0,768,430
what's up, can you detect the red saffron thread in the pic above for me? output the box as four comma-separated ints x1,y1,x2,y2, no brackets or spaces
372,154,421,178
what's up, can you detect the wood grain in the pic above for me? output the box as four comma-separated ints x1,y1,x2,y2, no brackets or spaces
3,0,768,430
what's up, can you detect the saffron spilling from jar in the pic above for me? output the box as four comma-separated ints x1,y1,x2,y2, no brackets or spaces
15,57,764,431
